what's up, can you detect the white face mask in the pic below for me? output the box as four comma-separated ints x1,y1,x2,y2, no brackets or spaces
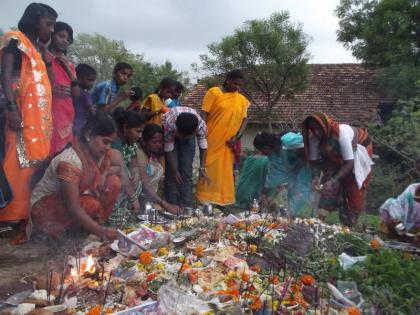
164,98,173,106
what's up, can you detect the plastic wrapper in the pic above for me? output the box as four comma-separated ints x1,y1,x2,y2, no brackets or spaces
116,225,170,257
338,252,366,270
158,281,211,314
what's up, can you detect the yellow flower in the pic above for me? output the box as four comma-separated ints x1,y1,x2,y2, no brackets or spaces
153,225,164,232
202,311,215,315
249,244,258,253
192,261,204,268
137,263,145,271
178,255,186,263
158,247,169,256
225,271,237,280
156,262,165,270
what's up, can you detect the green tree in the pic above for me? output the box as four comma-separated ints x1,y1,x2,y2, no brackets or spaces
196,12,311,130
336,0,420,98
68,33,189,95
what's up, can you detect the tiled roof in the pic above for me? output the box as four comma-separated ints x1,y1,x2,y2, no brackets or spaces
183,64,395,126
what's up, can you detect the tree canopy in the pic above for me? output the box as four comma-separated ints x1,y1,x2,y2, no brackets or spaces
336,0,420,98
196,12,311,129
68,33,189,95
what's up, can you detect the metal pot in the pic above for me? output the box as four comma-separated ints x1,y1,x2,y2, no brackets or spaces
203,204,213,216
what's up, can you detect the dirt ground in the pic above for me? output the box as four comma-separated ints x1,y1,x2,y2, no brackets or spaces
0,232,86,301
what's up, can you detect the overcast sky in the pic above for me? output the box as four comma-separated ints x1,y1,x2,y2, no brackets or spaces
1,0,357,79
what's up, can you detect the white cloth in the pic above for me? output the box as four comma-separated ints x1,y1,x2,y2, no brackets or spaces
379,183,420,230
309,124,355,161
353,144,374,189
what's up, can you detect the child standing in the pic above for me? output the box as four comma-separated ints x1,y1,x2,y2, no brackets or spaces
73,64,97,136
168,81,185,108
49,21,79,156
93,62,134,113
141,77,176,125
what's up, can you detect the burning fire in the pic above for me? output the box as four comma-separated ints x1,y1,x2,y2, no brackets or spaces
68,254,96,282
84,255,96,273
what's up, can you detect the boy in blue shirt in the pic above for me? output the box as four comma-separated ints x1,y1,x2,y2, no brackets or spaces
93,62,134,113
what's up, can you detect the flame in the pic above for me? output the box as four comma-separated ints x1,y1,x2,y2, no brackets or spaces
69,267,78,282
84,254,96,273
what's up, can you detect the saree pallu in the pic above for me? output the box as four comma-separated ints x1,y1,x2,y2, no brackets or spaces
235,156,269,208
49,57,75,156
318,128,373,226
196,87,249,205
107,142,142,227
265,149,313,217
0,31,52,222
30,140,121,239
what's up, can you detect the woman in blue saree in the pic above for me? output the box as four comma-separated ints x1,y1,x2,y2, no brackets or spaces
251,131,313,217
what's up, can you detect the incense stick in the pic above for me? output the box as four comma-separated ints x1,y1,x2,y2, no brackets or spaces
102,271,113,311
56,256,67,304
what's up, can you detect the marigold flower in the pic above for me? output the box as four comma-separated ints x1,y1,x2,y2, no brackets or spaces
226,271,237,280
271,275,279,285
153,225,164,232
157,247,169,256
370,239,380,249
249,244,257,253
192,261,203,268
242,272,250,282
146,272,157,283
195,244,204,257
188,270,199,284
250,297,263,311
181,263,191,272
250,264,261,273
346,306,361,315
156,262,165,270
226,278,237,288
300,274,315,286
87,305,101,315
233,222,246,230
139,251,153,265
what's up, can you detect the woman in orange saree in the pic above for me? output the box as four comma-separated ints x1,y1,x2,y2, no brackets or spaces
0,3,57,227
196,70,250,206
30,114,121,240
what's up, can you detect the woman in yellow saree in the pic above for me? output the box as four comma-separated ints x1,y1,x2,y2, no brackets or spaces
197,70,249,206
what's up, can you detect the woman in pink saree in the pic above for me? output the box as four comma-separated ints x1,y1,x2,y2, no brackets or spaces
49,22,79,156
